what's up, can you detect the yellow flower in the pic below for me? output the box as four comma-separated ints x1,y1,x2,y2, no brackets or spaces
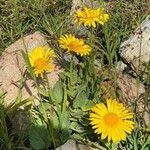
75,7,109,28
89,99,134,143
59,34,92,56
29,46,55,77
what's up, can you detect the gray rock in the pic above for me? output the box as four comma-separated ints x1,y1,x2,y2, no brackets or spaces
70,0,99,16
120,15,150,73
56,140,98,150
56,140,76,150
118,16,150,126
117,73,145,103
0,31,62,105
12,109,30,136
117,73,150,126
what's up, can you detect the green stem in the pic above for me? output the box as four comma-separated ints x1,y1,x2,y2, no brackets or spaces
109,142,118,150
60,83,67,129
45,75,61,123
39,90,56,148
21,37,40,101
69,56,74,97
89,27,96,86
45,74,63,148
15,74,27,103
45,75,51,102
47,118,56,149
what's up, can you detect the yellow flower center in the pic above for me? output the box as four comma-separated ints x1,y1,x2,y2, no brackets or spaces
34,58,47,71
103,112,119,127
68,41,80,51
85,13,97,20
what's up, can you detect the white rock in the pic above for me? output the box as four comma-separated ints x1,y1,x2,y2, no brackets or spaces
0,31,61,105
120,15,150,72
116,61,127,72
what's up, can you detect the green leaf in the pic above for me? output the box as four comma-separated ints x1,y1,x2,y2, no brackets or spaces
81,100,95,111
70,122,84,133
39,87,49,97
61,108,70,130
52,80,63,103
6,98,33,116
73,91,88,108
21,50,35,79
29,125,51,150
54,107,71,145
0,90,5,103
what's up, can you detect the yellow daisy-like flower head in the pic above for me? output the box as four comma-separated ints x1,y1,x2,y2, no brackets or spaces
59,34,92,56
28,46,55,78
75,7,109,28
89,99,134,143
